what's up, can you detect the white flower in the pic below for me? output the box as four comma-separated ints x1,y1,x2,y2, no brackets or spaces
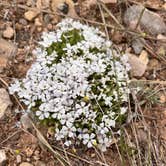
83,133,96,148
9,18,130,151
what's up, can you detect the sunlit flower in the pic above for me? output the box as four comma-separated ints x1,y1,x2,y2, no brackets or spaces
9,18,130,151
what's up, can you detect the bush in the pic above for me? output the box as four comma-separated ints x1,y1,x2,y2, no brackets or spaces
9,19,130,151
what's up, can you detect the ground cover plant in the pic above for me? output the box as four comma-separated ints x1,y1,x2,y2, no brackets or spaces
9,18,130,151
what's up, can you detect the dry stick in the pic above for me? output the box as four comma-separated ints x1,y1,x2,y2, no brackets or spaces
129,80,166,85
123,128,137,166
0,2,165,43
51,145,95,166
134,7,145,30
60,140,72,166
0,130,22,145
98,0,124,29
30,121,68,166
131,91,159,166
97,1,109,40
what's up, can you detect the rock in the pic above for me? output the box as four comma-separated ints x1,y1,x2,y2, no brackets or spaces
157,46,165,57
24,10,39,21
47,23,53,30
157,34,166,56
51,0,78,17
157,34,166,41
127,53,147,77
19,18,28,26
132,38,145,54
35,161,46,166
148,59,160,70
124,5,166,35
160,93,166,104
3,26,15,39
0,88,12,119
139,50,149,65
101,0,117,3
0,39,17,71
0,150,7,165
163,3,166,10
137,129,148,144
20,113,33,131
34,18,42,27
16,155,22,163
19,162,33,166
36,0,50,9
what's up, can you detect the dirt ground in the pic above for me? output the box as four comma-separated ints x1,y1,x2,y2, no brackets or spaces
0,0,166,165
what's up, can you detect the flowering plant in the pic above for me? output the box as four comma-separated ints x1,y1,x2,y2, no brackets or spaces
9,19,130,151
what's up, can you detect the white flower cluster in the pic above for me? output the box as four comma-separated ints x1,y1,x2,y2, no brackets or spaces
9,19,130,151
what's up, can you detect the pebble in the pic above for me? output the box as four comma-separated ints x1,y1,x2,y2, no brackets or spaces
124,5,166,35
148,59,160,70
16,155,22,163
19,18,28,26
127,53,147,77
3,26,15,39
0,150,7,165
157,34,166,41
132,38,145,54
139,50,149,65
47,23,53,30
34,18,42,27
24,10,39,21
20,113,33,131
35,161,46,166
37,26,43,32
19,162,33,166
0,88,12,119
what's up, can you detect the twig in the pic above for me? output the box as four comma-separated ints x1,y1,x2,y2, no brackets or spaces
135,7,145,30
97,1,109,39
98,0,124,29
129,80,166,85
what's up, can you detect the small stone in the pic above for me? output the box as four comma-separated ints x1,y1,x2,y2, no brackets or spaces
132,38,145,54
20,113,33,131
16,155,22,163
3,26,15,39
160,94,166,104
127,53,147,77
35,161,46,166
19,162,33,166
137,129,148,143
24,10,39,21
19,18,28,26
124,5,166,35
37,27,43,32
157,34,166,41
0,150,7,165
163,3,166,10
157,46,165,57
47,23,53,30
148,59,160,70
0,88,12,119
139,50,149,65
35,18,42,27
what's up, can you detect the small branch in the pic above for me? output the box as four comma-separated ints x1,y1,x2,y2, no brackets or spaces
135,7,145,30
129,80,166,85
